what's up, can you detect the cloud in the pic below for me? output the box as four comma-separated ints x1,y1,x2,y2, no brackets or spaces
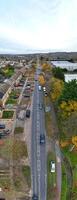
0,0,77,53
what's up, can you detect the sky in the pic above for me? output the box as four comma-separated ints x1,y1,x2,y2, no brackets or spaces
0,0,77,53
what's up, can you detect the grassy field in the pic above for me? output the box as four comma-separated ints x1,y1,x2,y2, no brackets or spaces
12,140,28,160
22,166,31,187
2,110,14,118
47,152,56,200
14,127,24,134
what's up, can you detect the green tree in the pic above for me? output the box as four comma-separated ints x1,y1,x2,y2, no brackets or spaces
52,67,65,81
58,79,77,104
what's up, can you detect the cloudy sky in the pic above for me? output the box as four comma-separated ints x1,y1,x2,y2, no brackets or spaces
0,0,77,53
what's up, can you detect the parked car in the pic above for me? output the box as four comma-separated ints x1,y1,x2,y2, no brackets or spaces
50,161,55,173
3,129,10,135
0,124,5,129
0,132,6,139
43,86,46,92
26,109,30,118
32,194,38,200
40,134,45,144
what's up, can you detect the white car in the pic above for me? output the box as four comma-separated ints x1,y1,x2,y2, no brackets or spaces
38,85,41,91
43,86,46,92
50,161,55,173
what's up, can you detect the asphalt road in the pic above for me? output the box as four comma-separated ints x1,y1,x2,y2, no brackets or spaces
31,71,47,200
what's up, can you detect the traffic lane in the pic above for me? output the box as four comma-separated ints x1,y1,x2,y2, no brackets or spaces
40,144,46,200
39,91,46,200
31,82,38,194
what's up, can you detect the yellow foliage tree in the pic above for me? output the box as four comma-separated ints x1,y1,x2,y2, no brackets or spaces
72,136,77,147
60,140,69,147
38,75,45,86
50,78,64,102
42,63,51,71
60,100,77,117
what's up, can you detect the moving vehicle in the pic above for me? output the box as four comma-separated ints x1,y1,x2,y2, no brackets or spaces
38,85,41,91
32,194,38,200
39,103,43,110
40,134,45,144
0,124,5,129
26,109,30,118
50,161,55,173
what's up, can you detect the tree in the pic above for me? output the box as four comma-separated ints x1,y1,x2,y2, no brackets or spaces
59,112,77,137
50,78,64,102
72,136,77,148
52,67,65,81
42,63,51,72
58,80,77,104
38,75,45,86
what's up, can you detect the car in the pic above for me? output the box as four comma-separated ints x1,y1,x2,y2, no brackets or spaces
26,109,30,118
0,132,6,139
50,161,55,173
43,86,46,92
0,124,5,129
32,194,38,200
39,103,43,110
44,92,47,96
40,134,45,144
3,129,10,135
38,85,41,91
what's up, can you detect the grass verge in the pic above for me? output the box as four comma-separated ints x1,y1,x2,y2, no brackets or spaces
22,166,31,187
61,164,67,200
14,127,24,134
47,152,56,200
62,147,77,199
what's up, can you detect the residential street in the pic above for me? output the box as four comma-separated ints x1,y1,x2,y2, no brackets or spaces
31,70,47,200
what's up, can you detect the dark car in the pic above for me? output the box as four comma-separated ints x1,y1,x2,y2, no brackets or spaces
0,132,6,139
3,129,10,135
0,124,5,129
39,103,43,110
32,194,38,200
40,134,45,144
26,109,30,118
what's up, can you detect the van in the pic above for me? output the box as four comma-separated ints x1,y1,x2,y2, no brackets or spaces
26,109,30,118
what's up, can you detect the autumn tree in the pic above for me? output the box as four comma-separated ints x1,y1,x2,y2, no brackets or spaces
38,75,45,86
72,136,77,148
42,63,51,72
50,77,64,102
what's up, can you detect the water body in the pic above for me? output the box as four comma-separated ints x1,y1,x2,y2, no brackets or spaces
51,61,77,71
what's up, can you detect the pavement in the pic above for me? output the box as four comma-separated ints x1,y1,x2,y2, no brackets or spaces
31,70,47,200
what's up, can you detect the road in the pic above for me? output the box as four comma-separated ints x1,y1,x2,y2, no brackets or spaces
31,70,47,200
